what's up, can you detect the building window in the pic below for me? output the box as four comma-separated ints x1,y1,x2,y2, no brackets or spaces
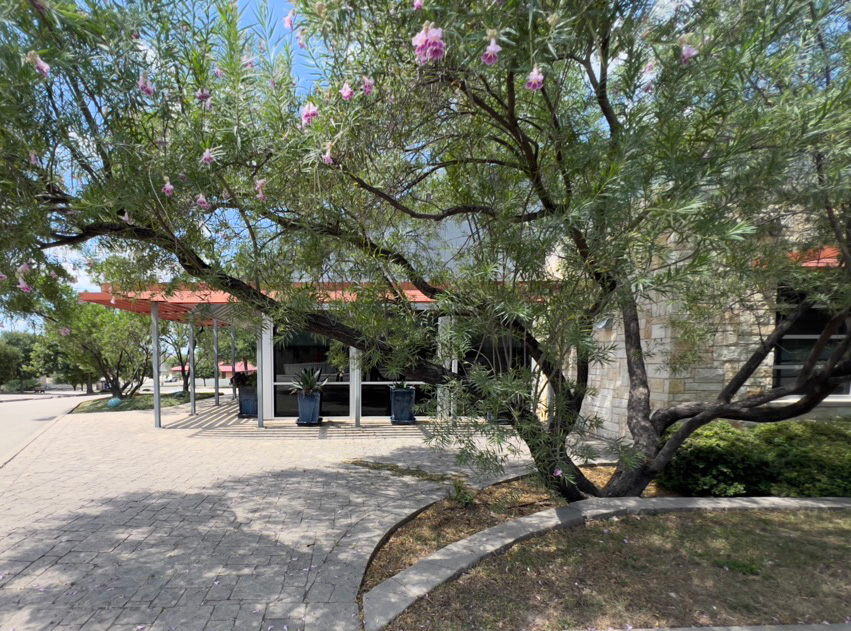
773,301,850,395
272,329,350,417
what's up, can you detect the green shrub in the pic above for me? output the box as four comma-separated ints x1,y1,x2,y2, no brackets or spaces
1,378,39,393
659,419,851,497
753,422,851,497
447,477,476,507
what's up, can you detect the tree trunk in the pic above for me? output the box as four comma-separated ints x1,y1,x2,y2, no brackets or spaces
181,365,189,394
86,375,94,394
513,412,599,502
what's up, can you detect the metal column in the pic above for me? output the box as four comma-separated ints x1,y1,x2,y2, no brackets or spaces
152,303,162,428
349,347,361,428
213,319,220,406
189,315,196,415
230,326,237,400
256,324,264,428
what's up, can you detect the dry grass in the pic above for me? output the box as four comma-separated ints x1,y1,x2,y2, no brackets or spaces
361,466,669,593
385,510,851,630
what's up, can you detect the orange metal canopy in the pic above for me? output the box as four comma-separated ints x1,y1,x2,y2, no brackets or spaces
79,285,236,327
794,246,843,268
79,282,436,326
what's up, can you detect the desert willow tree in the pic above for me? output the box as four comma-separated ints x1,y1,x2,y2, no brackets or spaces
1,0,850,499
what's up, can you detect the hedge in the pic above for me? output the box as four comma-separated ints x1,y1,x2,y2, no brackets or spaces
659,419,851,497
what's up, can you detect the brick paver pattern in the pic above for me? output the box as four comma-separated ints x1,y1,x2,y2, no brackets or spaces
0,400,504,631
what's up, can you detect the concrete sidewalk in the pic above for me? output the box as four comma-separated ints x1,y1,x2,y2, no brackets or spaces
0,398,524,631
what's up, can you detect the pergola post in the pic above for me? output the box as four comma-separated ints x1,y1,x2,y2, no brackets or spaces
152,303,162,429
213,319,220,406
256,322,264,428
349,347,361,428
189,315,196,416
230,326,237,400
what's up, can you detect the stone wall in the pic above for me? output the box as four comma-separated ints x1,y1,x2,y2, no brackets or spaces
580,293,777,439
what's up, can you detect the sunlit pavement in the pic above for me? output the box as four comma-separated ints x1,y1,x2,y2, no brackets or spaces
0,398,521,631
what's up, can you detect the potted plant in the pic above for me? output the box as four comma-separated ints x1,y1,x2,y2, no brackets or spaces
389,380,417,425
233,371,257,417
290,367,327,425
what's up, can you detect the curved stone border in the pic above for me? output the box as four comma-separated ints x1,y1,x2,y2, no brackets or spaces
362,496,851,631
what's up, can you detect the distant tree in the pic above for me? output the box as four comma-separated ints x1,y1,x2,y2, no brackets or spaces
160,322,191,393
54,306,151,398
29,335,97,392
0,340,21,385
0,332,39,387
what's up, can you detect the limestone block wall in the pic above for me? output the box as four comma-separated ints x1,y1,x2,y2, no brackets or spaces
580,295,776,439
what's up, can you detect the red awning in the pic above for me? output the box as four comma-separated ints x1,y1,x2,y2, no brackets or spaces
79,282,436,324
793,246,842,268
218,362,256,374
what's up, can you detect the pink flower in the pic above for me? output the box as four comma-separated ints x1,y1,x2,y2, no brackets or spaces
110,295,116,305
195,87,211,103
49,271,58,279
255,179,267,201
162,178,174,197
196,194,211,210
482,38,501,66
412,23,445,64
301,101,319,126
27,52,50,79
339,82,354,101
0,273,7,281
284,8,296,29
413,0,423,10
201,148,215,165
297,28,307,49
526,65,544,91
138,72,155,96
553,467,563,478
363,76,375,96
132,32,140,40
323,144,334,165
29,151,38,166
213,66,225,78
242,56,255,69
121,211,132,224
17,263,32,275
18,278,33,293
681,44,699,65
60,327,71,336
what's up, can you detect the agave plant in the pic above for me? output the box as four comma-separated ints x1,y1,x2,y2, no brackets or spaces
289,368,328,396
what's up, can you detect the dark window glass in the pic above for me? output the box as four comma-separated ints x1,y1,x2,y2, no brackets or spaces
775,338,844,365
274,384,350,417
362,385,391,416
272,328,348,383
773,370,850,395
361,384,432,417
773,292,850,394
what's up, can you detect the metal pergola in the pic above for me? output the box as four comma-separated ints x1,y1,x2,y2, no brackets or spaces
79,285,266,428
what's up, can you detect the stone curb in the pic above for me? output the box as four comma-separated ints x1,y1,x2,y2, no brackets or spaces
362,496,851,631
626,627,851,631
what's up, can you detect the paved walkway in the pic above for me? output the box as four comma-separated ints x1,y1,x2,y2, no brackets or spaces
0,400,524,631
0,395,101,466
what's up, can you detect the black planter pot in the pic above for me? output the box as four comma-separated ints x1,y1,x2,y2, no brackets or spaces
238,386,257,418
390,388,417,425
296,391,322,425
